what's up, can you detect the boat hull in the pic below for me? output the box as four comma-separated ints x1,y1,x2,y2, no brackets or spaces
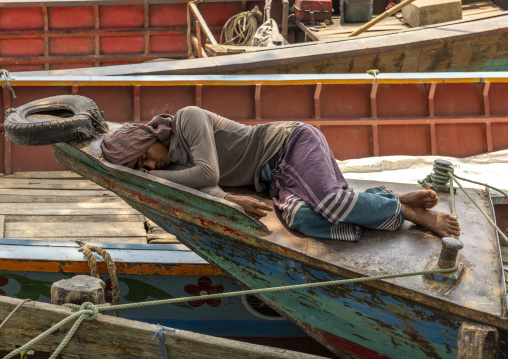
51,142,508,359
2,73,508,174
13,13,508,76
0,238,320,353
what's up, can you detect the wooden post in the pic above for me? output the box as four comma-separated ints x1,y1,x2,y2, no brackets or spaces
51,275,106,306
347,0,418,37
457,322,499,359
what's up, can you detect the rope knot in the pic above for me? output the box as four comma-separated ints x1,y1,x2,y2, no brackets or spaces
1,69,17,98
79,302,99,320
367,69,380,84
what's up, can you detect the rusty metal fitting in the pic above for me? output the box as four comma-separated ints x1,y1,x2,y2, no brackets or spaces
438,237,463,268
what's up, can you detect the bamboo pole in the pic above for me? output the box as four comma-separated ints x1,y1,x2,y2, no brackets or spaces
347,0,418,37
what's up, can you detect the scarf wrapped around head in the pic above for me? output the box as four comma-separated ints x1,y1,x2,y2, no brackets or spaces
101,114,172,168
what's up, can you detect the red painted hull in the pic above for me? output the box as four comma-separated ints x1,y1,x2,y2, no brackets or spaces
0,0,282,71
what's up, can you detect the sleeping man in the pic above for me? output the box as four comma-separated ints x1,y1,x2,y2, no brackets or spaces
101,106,460,241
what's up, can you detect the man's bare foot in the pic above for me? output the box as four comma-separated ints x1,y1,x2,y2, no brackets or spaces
395,190,438,209
402,204,460,238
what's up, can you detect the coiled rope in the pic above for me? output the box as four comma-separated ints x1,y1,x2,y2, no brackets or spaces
419,161,508,245
220,6,262,46
4,265,457,359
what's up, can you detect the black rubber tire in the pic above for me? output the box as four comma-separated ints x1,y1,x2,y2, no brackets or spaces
5,95,108,146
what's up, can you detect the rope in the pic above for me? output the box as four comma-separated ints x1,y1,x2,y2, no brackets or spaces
367,69,380,84
79,243,120,316
3,302,98,359
419,162,508,245
4,264,457,359
220,7,262,46
0,69,17,98
152,327,176,359
0,299,31,331
186,0,204,58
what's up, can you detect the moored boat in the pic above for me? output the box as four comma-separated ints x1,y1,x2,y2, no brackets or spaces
2,72,508,358
1,72,508,174
3,0,508,76
0,294,327,358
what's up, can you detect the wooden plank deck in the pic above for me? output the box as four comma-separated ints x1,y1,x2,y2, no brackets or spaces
0,171,179,244
296,1,503,41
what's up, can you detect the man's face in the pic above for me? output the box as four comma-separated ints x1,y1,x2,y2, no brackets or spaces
135,141,171,170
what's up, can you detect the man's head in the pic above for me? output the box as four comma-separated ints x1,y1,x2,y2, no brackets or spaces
101,114,172,169
134,140,171,170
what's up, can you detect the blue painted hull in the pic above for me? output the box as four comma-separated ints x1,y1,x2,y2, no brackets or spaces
137,205,463,358
50,121,508,358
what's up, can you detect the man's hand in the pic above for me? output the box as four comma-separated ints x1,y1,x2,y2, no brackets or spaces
225,194,273,219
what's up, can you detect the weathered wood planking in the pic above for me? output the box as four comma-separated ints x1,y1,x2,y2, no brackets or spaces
0,172,152,244
0,296,324,359
4,171,83,179
0,195,127,203
308,2,503,41
7,215,146,222
0,215,4,238
0,189,117,197
0,179,105,190
5,222,146,238
34,237,149,243
0,204,140,216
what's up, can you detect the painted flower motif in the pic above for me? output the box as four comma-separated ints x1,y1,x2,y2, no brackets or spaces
184,277,224,308
0,276,8,296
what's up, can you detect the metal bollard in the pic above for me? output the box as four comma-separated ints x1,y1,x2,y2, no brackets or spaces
438,237,463,268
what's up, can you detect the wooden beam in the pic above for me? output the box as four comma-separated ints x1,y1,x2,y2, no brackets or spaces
0,204,139,216
294,19,319,41
282,0,289,39
3,87,12,175
5,222,146,239
458,322,499,359
0,179,105,190
0,295,323,359
190,2,218,45
0,189,115,197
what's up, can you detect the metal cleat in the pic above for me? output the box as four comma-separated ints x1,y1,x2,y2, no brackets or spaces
424,237,464,284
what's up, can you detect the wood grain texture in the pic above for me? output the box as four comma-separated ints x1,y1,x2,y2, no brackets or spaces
0,179,105,190
5,222,146,238
0,296,324,359
0,172,149,244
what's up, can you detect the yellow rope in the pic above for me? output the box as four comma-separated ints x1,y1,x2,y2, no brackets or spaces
79,243,120,316
220,7,262,46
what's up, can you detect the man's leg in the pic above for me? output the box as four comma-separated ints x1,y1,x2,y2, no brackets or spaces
401,204,461,238
393,189,439,209
270,123,460,239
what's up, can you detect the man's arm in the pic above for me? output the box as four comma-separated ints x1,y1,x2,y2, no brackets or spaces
150,108,220,189
225,194,273,219
200,186,273,219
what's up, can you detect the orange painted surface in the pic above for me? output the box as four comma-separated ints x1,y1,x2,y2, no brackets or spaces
0,259,224,276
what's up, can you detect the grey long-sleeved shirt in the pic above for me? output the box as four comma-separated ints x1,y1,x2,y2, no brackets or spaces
150,106,299,198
